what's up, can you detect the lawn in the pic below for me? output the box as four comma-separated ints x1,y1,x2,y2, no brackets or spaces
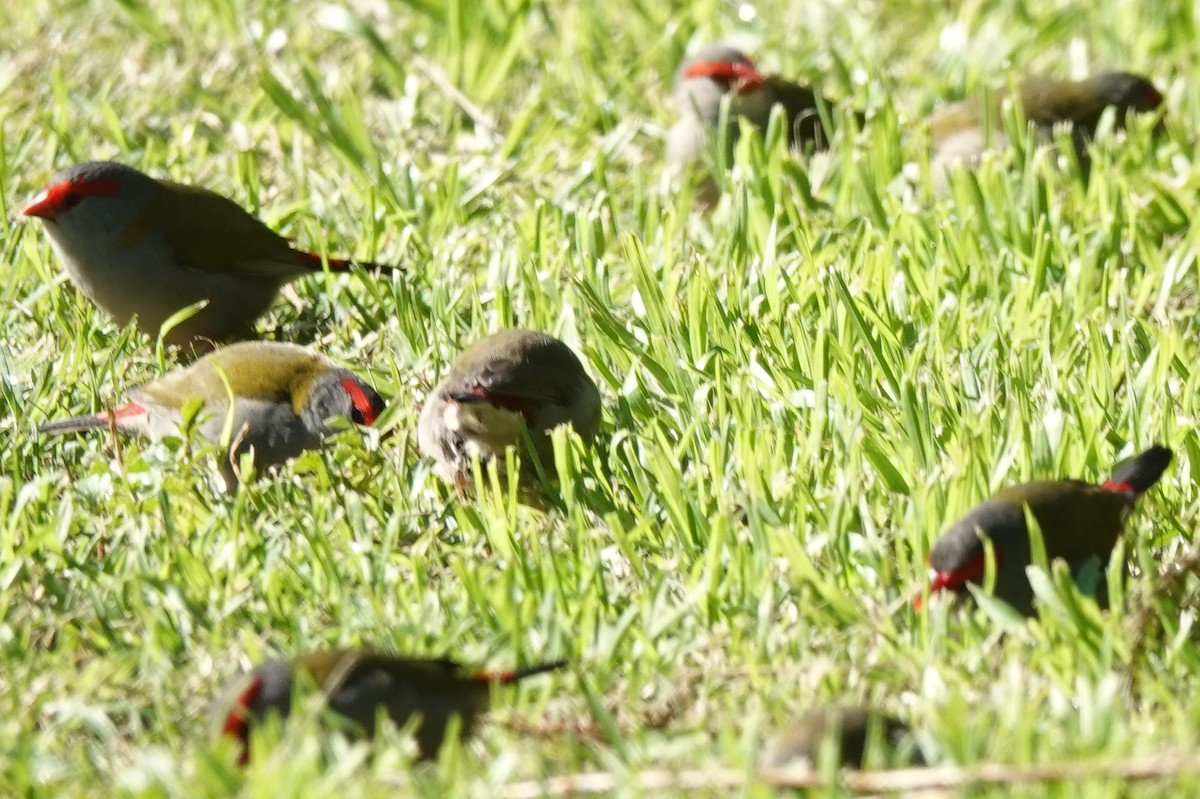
2,0,1200,796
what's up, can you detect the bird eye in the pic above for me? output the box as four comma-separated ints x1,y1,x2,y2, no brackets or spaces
60,192,82,210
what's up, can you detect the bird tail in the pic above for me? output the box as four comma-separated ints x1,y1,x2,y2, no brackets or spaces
297,251,403,273
481,660,568,686
38,403,148,435
1102,445,1173,496
39,416,109,435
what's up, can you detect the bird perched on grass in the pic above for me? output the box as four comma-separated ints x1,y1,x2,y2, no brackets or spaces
761,707,921,770
929,71,1165,186
418,328,601,493
23,161,400,348
922,445,1172,615
217,648,566,765
38,341,386,488
667,44,863,203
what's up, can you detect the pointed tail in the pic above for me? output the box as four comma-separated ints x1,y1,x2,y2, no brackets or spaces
39,415,111,435
298,251,403,273
1102,444,1173,496
481,660,568,686
39,403,148,436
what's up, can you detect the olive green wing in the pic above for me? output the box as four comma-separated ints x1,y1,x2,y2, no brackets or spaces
134,342,333,408
120,181,309,280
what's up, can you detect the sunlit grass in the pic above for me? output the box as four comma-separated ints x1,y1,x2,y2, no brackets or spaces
2,0,1200,796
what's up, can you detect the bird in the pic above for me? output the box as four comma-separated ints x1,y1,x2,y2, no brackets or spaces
216,648,567,765
667,44,863,202
418,329,601,492
761,707,920,770
38,340,386,487
922,445,1173,615
22,161,400,348
929,71,1165,186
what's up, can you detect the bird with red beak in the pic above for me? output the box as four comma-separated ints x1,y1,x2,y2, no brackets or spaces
418,329,601,492
216,649,566,765
22,161,400,348
38,340,386,488
930,71,1165,186
668,44,863,202
921,445,1172,616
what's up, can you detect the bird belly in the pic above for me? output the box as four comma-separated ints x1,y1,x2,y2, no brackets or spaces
208,399,321,471
666,117,707,169
45,227,281,344
417,396,529,487
930,128,1010,187
446,401,524,451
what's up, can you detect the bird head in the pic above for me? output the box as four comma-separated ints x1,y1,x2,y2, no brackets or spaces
220,661,296,766
300,369,387,435
674,45,766,123
23,161,156,243
1091,71,1165,114
922,499,1032,608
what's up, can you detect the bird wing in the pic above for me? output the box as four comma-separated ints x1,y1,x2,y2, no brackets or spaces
995,481,1127,563
456,341,600,438
463,334,593,403
324,653,472,696
759,76,843,149
1017,78,1109,129
134,342,333,410
119,180,309,281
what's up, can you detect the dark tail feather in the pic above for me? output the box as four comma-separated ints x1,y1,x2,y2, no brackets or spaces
298,251,403,273
1103,445,1173,495
39,415,108,435
486,660,568,686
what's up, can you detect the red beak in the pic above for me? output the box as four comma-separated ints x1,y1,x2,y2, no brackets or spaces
23,190,56,221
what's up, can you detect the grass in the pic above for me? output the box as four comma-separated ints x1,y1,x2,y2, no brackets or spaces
2,0,1200,795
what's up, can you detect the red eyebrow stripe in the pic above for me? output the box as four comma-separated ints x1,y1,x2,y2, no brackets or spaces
23,176,121,219
468,386,532,420
683,60,765,90
341,378,380,426
297,251,354,271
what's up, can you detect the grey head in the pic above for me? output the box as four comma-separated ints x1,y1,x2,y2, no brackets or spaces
299,369,387,436
673,44,765,125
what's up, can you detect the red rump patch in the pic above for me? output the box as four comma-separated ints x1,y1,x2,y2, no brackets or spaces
474,660,566,684
223,677,264,767
97,403,149,423
1101,480,1133,494
683,59,766,94
298,251,352,271
341,378,380,426
470,385,532,421
473,670,514,686
23,176,121,221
